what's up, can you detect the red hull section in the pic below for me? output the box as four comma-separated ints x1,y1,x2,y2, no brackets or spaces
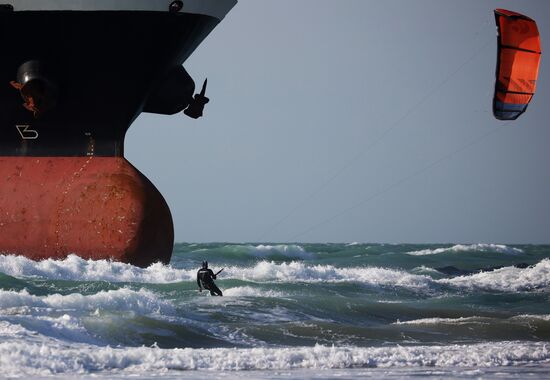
0,157,173,267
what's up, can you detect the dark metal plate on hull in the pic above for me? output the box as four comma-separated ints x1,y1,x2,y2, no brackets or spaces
0,11,218,157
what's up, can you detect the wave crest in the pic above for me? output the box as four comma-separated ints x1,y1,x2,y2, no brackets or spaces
406,244,524,256
0,288,174,315
0,341,548,376
0,254,548,293
0,255,431,289
0,254,194,283
247,244,313,259
395,315,550,326
224,261,433,290
223,286,286,298
438,259,550,292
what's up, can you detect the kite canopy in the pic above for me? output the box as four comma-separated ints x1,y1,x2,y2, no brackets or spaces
493,9,542,121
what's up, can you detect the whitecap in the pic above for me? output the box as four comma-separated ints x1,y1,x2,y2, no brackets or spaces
511,314,550,322
223,286,286,298
2,254,545,295
393,316,490,325
437,259,550,292
247,244,314,259
395,314,550,326
0,254,194,283
1,253,546,295
0,341,548,376
0,288,175,315
223,261,433,290
0,255,436,290
406,244,524,256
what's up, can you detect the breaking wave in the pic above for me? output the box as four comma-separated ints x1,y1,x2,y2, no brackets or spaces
0,254,192,283
438,259,550,292
406,244,524,256
0,288,176,346
0,255,432,290
225,261,433,290
223,286,287,298
0,288,174,315
0,243,548,378
0,339,547,376
1,254,549,293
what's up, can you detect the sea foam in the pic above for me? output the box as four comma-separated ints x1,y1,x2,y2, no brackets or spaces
224,261,433,290
0,340,547,376
393,316,490,325
0,288,177,345
0,288,174,315
0,255,432,290
223,286,286,298
406,244,524,256
0,254,194,283
0,254,548,293
395,315,550,326
438,259,550,292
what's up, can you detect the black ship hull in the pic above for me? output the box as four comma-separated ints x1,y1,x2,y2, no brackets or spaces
0,10,218,156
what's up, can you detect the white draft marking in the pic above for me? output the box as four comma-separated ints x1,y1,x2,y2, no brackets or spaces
16,125,38,140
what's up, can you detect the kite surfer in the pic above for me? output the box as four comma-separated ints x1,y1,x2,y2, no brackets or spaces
197,261,224,296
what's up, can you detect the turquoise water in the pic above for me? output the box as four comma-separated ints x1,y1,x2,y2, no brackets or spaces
0,243,549,378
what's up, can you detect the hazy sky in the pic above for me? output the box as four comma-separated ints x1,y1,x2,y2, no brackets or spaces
126,0,550,244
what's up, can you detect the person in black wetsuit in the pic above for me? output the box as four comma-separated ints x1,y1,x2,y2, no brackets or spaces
197,261,223,296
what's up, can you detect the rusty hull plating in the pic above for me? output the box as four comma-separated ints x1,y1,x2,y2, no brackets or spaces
0,157,173,267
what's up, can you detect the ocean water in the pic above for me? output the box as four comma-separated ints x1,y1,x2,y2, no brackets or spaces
0,243,549,379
